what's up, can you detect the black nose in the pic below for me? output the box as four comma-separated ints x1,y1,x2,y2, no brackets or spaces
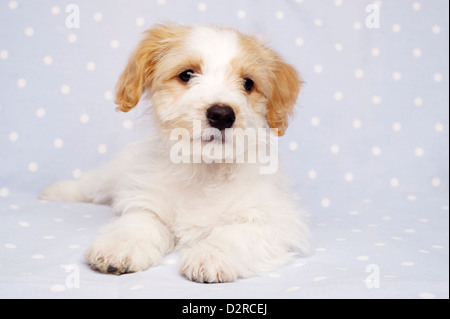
206,105,236,130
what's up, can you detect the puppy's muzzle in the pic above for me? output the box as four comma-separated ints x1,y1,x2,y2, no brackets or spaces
206,105,236,131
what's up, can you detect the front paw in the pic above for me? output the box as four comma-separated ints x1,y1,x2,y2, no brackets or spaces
85,235,162,275
180,244,238,283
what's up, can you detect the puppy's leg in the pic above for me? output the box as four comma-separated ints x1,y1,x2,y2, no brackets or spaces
180,214,308,283
85,211,175,275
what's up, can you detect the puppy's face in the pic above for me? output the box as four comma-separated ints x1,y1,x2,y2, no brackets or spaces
115,24,302,141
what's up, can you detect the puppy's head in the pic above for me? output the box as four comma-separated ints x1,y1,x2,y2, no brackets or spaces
115,24,302,139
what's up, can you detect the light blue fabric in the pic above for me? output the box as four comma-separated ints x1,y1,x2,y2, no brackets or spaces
0,0,448,299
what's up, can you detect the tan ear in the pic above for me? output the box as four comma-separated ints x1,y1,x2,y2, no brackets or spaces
266,60,302,136
114,24,185,112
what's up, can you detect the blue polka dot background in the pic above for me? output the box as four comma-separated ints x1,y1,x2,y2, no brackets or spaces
0,0,448,298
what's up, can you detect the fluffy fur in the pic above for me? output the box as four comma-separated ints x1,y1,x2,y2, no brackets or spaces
40,24,309,283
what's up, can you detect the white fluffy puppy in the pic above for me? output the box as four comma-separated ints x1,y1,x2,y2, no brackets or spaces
40,24,309,283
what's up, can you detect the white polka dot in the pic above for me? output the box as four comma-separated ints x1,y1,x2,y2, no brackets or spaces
61,85,70,94
311,117,320,126
104,90,113,100
372,147,381,156
401,261,415,267
433,73,443,83
51,6,60,15
404,229,416,233
314,19,322,27
164,258,177,265
9,204,20,210
419,293,436,299
435,123,444,132
392,72,402,81
432,178,441,187
98,144,107,154
43,56,53,65
286,286,300,292
314,65,323,74
344,172,354,182
432,25,441,34
19,221,30,227
349,211,359,216
415,147,424,157
353,21,362,30
73,169,82,179
313,276,327,282
110,39,120,49
0,187,10,197
136,17,145,26
0,50,9,60
372,95,382,105
289,141,298,151
321,198,331,208
412,2,421,11
36,108,46,118
50,285,66,292
357,256,370,261
25,27,34,37
68,245,80,249
130,284,145,290
80,113,89,124
353,119,362,129
17,78,26,88
93,12,103,21
334,91,343,101
354,69,364,79
335,43,343,52
390,178,400,187
32,254,45,259
308,170,317,180
198,2,207,12
9,131,19,142
28,162,38,172
413,48,422,58
393,122,402,131
276,11,285,20
4,243,16,249
392,24,401,33
414,97,423,107
295,38,304,47
157,0,166,4
237,10,246,19
68,33,77,43
334,0,343,6
371,48,380,56
407,195,417,201
330,144,340,154
53,138,64,148
9,1,18,10
53,218,64,223
86,62,96,71
432,245,444,249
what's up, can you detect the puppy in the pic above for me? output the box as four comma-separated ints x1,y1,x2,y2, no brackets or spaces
40,24,309,283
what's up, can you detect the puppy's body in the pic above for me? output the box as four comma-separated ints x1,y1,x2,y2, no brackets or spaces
41,24,309,283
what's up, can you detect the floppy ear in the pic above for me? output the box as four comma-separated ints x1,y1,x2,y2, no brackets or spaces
266,60,302,137
114,24,183,112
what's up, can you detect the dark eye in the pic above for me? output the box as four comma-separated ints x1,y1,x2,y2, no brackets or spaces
244,78,254,92
179,70,194,83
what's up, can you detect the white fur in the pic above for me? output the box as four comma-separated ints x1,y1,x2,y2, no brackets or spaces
40,25,309,283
